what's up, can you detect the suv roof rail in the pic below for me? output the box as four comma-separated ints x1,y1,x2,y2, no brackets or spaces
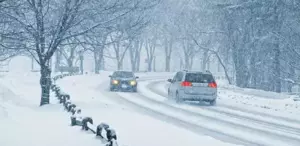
205,70,212,74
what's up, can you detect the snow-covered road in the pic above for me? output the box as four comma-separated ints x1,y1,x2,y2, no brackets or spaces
3,72,299,146
135,79,300,146
56,73,238,146
57,73,300,146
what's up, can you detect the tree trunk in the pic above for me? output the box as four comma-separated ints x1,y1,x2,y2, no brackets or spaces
55,51,61,72
117,60,123,70
98,48,104,71
129,47,136,72
31,57,34,71
39,62,52,106
184,52,189,70
79,54,84,74
94,51,100,74
153,56,156,72
164,38,172,72
67,58,73,67
202,50,208,70
249,51,257,88
273,2,282,93
165,55,171,72
95,60,100,74
274,45,281,93
147,56,153,72
136,55,140,71
215,52,232,85
189,56,194,70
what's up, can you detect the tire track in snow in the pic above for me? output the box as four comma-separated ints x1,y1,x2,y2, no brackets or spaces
158,80,300,125
160,79,300,124
97,82,258,146
147,81,300,135
139,80,300,146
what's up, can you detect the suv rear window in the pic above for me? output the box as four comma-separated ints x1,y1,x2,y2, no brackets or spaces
185,73,215,83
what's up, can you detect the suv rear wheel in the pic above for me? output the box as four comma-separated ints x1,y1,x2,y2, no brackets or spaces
175,92,182,103
167,89,171,98
209,99,216,106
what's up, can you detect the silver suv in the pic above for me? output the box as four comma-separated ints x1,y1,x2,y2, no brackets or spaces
167,70,217,105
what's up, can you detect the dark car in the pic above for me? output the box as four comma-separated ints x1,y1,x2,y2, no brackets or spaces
109,71,139,92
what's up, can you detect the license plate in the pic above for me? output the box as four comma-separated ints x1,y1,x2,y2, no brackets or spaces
193,83,207,87
121,84,127,88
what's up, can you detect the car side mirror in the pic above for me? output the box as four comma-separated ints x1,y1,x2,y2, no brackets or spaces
136,76,139,79
167,79,172,83
109,75,112,78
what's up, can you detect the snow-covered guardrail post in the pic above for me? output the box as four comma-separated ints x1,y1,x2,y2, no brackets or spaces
96,123,110,137
67,103,76,112
70,108,82,126
51,73,119,146
82,117,94,131
58,93,70,104
64,100,71,110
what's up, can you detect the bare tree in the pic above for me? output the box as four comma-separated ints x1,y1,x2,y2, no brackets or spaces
191,36,232,85
145,38,156,72
2,0,139,106
81,31,111,74
110,30,131,70
129,37,143,72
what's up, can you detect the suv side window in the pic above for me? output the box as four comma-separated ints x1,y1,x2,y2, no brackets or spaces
172,72,179,82
175,72,183,82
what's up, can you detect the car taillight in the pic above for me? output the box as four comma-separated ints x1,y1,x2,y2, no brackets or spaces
208,82,217,88
181,81,192,86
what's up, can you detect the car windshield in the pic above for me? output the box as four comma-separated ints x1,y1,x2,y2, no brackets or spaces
185,73,214,83
113,71,134,78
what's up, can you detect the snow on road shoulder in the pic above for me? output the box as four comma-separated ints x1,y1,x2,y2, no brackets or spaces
55,73,116,107
148,79,300,121
218,89,300,114
0,74,103,146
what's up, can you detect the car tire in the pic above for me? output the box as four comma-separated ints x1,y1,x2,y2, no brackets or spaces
132,87,137,92
175,92,182,103
209,99,216,106
110,87,114,92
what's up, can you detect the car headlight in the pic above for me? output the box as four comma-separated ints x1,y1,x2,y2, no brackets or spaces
112,80,119,84
130,80,136,86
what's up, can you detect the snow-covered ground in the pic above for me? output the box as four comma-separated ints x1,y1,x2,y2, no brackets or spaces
2,70,300,146
0,72,237,146
56,72,238,146
57,73,300,146
151,78,300,116
0,75,101,146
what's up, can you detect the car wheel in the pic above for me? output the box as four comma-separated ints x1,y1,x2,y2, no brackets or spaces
209,99,216,106
132,87,137,92
175,92,182,103
109,87,114,92
167,89,171,98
